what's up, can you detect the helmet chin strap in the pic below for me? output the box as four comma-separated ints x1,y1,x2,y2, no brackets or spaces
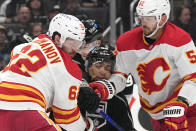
145,23,160,38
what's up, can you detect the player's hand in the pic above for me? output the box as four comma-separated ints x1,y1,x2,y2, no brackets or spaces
89,79,116,101
78,86,100,115
163,100,189,131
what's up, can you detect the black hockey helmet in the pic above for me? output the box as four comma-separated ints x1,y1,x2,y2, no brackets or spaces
77,15,103,44
85,44,117,72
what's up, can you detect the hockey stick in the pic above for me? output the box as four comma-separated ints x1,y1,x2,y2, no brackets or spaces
96,108,125,131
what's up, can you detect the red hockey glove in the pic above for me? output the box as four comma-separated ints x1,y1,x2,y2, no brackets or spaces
89,79,116,101
163,97,189,131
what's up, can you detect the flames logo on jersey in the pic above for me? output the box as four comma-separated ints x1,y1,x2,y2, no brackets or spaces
137,57,171,95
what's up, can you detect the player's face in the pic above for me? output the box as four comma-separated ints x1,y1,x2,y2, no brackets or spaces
62,38,84,58
78,40,98,60
88,61,112,81
139,16,157,36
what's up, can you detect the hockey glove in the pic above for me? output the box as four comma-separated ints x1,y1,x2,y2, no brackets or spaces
78,86,100,115
163,97,189,131
89,79,116,101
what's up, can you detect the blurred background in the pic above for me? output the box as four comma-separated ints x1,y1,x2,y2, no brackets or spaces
0,0,195,130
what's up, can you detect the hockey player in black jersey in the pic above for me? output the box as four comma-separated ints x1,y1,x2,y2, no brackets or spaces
78,44,136,131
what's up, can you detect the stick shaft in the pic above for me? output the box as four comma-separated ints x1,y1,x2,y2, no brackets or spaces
96,108,125,131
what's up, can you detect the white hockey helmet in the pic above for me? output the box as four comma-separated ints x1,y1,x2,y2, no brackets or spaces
47,13,85,47
136,0,170,22
136,0,170,37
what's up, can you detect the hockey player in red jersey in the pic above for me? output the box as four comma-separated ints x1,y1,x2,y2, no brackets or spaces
0,13,100,131
88,0,196,130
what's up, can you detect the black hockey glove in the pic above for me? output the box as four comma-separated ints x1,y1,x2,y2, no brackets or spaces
78,86,100,115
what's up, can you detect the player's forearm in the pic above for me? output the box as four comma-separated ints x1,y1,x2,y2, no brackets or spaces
109,73,127,94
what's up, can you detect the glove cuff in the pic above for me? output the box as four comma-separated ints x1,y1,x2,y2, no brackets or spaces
97,79,116,99
177,96,189,107
163,101,188,118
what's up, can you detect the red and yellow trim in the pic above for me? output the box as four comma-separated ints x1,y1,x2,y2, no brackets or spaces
140,97,177,114
0,81,46,109
140,72,196,114
165,119,188,131
52,105,80,124
165,120,178,130
39,111,62,131
143,33,150,46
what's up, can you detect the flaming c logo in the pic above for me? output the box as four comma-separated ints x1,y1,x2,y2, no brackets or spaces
137,57,170,95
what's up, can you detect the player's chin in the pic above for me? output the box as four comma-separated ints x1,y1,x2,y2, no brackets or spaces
142,27,151,34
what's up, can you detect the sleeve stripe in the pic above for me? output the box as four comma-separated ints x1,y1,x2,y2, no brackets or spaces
54,113,80,124
52,106,80,124
0,81,46,109
0,94,46,108
140,87,181,114
0,87,44,102
0,81,45,101
52,105,79,115
140,97,177,114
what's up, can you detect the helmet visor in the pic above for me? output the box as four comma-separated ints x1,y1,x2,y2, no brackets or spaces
77,40,98,60
65,38,86,51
